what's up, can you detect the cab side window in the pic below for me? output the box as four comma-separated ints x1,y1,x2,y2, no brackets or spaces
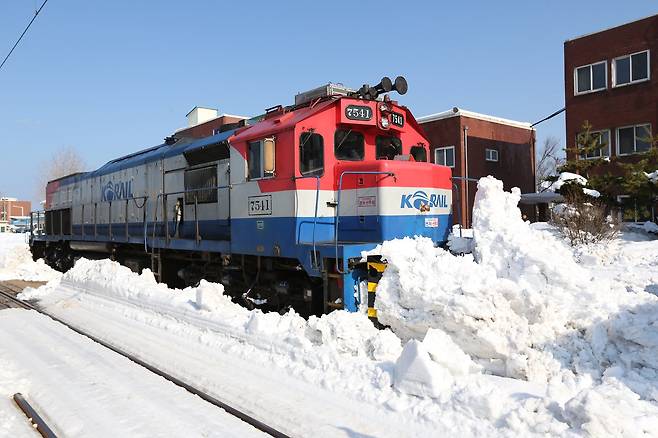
334,130,364,161
300,132,324,176
410,145,428,162
376,136,402,160
248,138,275,179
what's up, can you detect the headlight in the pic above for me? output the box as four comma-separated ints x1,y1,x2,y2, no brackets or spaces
381,117,390,128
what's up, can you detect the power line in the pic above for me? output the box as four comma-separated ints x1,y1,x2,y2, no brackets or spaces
0,0,50,73
531,107,565,127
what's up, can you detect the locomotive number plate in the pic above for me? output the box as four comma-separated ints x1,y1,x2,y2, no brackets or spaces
391,112,404,127
248,195,272,216
345,105,373,121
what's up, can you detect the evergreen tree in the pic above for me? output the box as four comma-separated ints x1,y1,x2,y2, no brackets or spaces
560,121,608,179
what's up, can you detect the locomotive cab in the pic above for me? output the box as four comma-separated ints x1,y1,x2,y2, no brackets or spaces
224,81,452,314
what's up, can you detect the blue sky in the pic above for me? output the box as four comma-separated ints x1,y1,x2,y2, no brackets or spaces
1,1,656,204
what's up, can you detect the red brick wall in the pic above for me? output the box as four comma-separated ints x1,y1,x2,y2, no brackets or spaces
0,200,31,220
420,115,535,227
564,14,658,164
176,115,246,139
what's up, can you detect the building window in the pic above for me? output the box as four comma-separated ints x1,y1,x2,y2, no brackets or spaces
410,145,427,162
248,138,276,179
434,146,455,167
299,132,324,176
575,61,607,94
185,165,218,204
580,130,611,159
485,148,499,162
376,136,402,160
613,50,650,87
616,124,652,156
334,130,364,161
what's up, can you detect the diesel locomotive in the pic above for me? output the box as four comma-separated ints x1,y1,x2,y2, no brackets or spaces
30,77,453,317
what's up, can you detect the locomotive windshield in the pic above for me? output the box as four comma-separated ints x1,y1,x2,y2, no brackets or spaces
334,129,364,161
375,136,402,160
410,145,428,162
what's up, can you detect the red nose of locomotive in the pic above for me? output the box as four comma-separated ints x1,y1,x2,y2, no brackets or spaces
334,159,452,244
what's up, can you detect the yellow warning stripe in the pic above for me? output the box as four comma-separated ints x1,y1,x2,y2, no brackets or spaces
367,282,378,292
367,308,377,318
367,262,387,273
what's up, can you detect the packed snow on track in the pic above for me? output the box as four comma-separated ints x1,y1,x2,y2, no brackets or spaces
5,175,658,437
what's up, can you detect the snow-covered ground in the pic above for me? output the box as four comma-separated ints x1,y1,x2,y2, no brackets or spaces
3,176,658,437
0,309,266,437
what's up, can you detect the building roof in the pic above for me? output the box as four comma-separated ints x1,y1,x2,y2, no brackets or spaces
565,13,658,42
519,192,564,205
417,107,534,130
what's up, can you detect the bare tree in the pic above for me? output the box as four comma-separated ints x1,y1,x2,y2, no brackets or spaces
536,136,564,190
35,146,86,202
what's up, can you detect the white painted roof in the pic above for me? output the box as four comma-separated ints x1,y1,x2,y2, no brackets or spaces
417,108,533,130
565,13,658,42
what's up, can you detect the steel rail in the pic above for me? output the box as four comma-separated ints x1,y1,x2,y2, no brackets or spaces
13,393,58,438
0,284,290,438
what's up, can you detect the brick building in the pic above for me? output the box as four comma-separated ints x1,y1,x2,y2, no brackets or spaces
418,108,536,227
0,197,32,232
564,13,658,218
175,106,248,139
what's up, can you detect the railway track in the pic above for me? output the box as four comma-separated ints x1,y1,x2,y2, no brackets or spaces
0,281,289,438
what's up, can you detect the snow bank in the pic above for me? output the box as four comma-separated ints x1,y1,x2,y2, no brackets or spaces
0,233,60,281
375,176,658,430
23,258,402,363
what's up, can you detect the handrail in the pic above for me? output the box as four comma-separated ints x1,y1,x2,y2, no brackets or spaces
334,171,395,274
293,174,321,268
147,185,231,252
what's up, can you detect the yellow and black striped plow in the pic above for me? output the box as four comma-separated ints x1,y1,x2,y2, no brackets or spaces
366,260,386,324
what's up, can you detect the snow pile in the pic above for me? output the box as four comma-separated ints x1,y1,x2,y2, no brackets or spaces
22,258,402,363
375,176,658,429
643,221,658,234
541,172,600,198
0,233,60,281
447,234,474,254
393,339,452,398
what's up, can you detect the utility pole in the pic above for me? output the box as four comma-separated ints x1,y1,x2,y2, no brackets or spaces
463,125,469,227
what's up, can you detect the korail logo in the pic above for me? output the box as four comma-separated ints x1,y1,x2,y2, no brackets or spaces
101,180,133,202
400,190,448,209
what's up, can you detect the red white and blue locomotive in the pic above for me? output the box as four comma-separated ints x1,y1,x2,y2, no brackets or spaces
30,77,452,317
